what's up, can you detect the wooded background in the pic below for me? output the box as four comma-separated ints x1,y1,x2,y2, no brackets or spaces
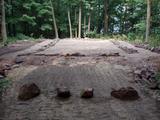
0,0,159,44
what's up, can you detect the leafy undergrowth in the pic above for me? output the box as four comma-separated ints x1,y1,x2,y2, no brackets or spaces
86,32,160,47
0,78,11,92
155,72,160,85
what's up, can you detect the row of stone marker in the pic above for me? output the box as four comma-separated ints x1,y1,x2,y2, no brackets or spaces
18,83,140,101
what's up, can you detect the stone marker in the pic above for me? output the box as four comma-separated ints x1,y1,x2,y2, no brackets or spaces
81,88,94,98
56,87,71,98
111,87,139,100
18,83,40,101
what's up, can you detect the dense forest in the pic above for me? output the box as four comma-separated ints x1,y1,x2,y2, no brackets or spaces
0,0,160,45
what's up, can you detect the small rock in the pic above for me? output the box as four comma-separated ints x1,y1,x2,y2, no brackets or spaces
81,88,94,98
18,83,40,101
111,87,139,100
0,69,5,76
134,70,141,75
56,87,71,98
0,75,5,79
134,68,155,80
150,47,155,52
65,53,85,57
15,57,25,64
12,64,20,69
4,64,11,70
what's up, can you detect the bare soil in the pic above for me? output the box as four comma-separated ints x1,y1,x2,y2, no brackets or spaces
0,38,160,120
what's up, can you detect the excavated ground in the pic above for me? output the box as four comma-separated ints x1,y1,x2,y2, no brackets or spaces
0,38,160,120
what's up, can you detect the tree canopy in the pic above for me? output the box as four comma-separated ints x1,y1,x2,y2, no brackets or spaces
0,0,159,43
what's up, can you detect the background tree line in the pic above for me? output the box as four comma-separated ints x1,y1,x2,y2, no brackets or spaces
0,0,160,45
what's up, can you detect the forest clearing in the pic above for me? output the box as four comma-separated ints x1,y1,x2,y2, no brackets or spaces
0,38,160,120
1,0,160,120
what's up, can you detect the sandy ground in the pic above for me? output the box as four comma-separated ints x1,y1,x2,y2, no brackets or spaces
0,38,160,120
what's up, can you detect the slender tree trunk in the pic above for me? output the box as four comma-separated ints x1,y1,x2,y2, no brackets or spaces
74,9,78,38
0,0,2,42
75,29,77,38
104,0,109,34
123,3,127,34
68,10,72,38
50,0,59,39
1,0,7,44
78,2,82,38
145,0,151,42
88,13,91,32
84,15,86,38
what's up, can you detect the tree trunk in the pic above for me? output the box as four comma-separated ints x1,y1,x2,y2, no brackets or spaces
50,0,59,39
0,0,2,42
84,15,86,38
75,28,77,38
88,13,91,32
145,0,151,42
78,2,82,38
68,10,72,38
104,0,109,34
1,0,7,44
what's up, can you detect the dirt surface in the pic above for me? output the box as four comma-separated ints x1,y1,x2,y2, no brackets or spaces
0,38,160,120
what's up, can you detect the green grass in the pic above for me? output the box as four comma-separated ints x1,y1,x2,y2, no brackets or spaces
86,32,160,47
3,33,36,45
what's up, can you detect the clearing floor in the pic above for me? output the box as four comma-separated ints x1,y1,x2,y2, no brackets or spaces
0,38,160,120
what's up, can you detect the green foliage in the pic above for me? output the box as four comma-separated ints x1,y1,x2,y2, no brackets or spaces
127,33,135,41
16,33,32,40
148,35,160,47
40,24,52,31
155,72,160,84
0,78,10,92
20,14,36,26
3,0,160,46
86,31,97,38
7,34,35,44
134,21,146,33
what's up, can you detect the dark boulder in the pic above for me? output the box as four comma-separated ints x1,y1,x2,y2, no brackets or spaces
18,83,40,101
56,87,71,98
111,87,139,100
81,88,94,99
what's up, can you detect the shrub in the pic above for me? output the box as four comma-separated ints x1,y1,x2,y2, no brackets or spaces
16,33,31,40
86,31,97,38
